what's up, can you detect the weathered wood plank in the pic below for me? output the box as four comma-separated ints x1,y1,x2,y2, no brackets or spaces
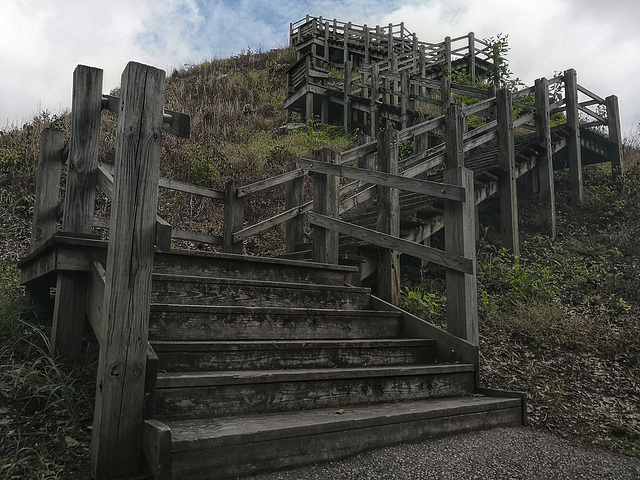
91,62,165,479
223,180,244,254
85,261,106,346
309,212,472,273
535,77,556,238
52,65,103,360
564,68,583,205
443,167,478,345
377,128,400,304
142,420,171,480
171,229,223,245
103,94,190,138
31,129,64,252
312,148,339,264
605,95,624,181
496,88,520,256
298,158,465,201
158,176,224,199
285,162,305,253
238,168,305,197
234,204,305,243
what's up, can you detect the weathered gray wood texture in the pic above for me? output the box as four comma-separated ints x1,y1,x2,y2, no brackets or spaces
91,62,165,478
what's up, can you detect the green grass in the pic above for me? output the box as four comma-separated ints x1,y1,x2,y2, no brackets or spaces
0,264,95,479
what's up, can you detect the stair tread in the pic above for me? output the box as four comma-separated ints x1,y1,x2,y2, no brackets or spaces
149,304,398,316
151,338,435,351
159,396,522,451
152,273,370,293
156,364,474,388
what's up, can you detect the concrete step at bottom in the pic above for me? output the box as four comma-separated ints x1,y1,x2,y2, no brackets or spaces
153,364,476,420
144,396,523,480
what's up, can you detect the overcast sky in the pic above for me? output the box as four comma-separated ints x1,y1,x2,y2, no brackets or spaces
1,0,639,135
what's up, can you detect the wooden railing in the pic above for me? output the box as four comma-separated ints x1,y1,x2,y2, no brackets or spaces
289,15,493,79
28,58,624,479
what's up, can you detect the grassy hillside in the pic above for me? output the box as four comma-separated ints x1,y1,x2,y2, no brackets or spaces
1,48,639,478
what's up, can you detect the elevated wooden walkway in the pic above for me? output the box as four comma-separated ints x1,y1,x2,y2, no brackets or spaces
18,16,623,480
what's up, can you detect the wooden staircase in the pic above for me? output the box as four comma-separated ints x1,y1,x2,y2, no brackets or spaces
141,250,523,479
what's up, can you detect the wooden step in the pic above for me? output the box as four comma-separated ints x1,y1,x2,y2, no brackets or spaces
149,305,402,340
151,274,371,309
144,396,523,479
153,249,357,285
153,364,475,420
151,339,436,371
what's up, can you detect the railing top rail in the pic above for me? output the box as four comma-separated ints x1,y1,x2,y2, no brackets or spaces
577,84,607,105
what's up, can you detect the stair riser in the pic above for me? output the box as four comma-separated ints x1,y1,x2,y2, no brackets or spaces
154,372,474,420
154,345,436,371
152,282,370,309
169,407,522,479
149,311,402,340
153,252,354,285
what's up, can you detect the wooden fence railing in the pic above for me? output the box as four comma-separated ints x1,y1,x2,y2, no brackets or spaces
289,14,494,82
29,58,623,479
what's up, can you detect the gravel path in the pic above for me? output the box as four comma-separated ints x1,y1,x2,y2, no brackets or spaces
242,427,640,479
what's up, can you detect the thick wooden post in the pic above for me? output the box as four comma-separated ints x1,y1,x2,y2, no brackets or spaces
564,68,583,205
312,148,339,264
468,32,476,86
605,95,624,181
535,77,556,238
91,62,165,478
441,76,452,114
357,135,375,213
285,162,304,253
51,65,103,359
304,55,313,122
376,128,400,304
223,180,245,254
344,61,352,132
31,128,64,252
444,103,478,345
370,65,380,137
444,36,452,74
497,88,520,257
400,71,410,129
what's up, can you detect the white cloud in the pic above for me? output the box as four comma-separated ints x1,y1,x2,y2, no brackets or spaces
1,0,638,132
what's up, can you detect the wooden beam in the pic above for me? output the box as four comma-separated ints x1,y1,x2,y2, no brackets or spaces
285,162,305,253
377,128,400,304
496,88,520,257
86,261,106,346
52,65,103,360
223,180,244,254
298,159,465,201
312,148,339,264
309,212,472,274
564,68,583,205
535,77,556,238
605,95,624,181
31,129,64,252
91,61,165,479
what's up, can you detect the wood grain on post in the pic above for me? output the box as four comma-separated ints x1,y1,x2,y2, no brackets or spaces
376,128,400,304
564,68,583,205
605,95,624,181
443,103,478,345
51,65,103,359
496,88,520,257
285,162,304,253
468,32,476,86
223,180,245,254
441,76,452,114
344,61,352,132
535,77,556,238
370,65,380,137
357,135,375,213
312,148,339,264
31,128,64,252
91,61,165,479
